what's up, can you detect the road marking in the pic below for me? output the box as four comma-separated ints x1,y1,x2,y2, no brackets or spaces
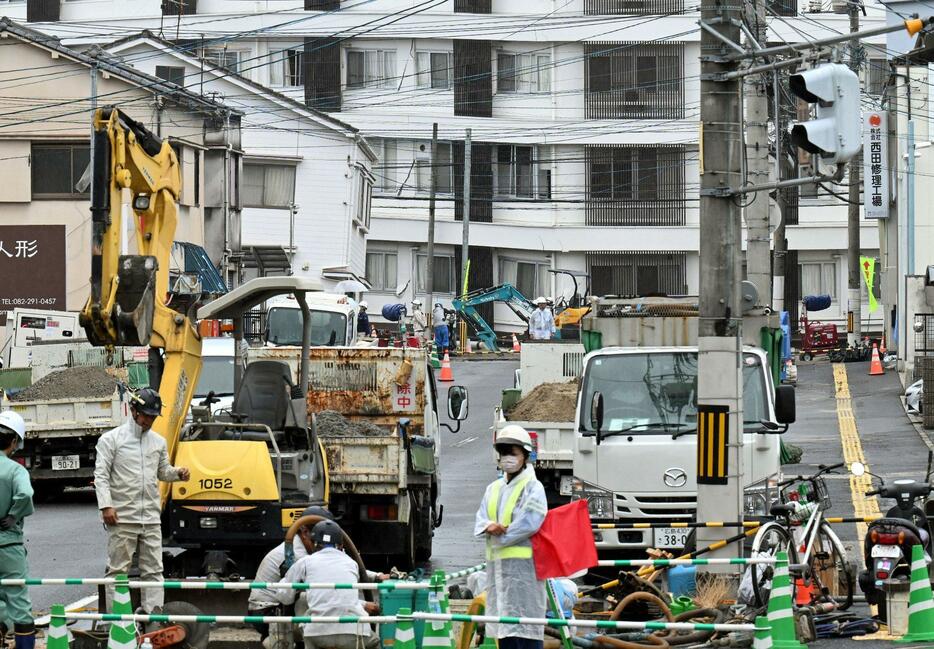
34,595,98,627
452,436,478,448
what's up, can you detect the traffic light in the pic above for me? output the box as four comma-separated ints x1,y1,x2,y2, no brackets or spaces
789,63,862,165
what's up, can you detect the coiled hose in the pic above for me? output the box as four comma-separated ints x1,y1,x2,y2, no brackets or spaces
593,592,673,649
284,514,373,601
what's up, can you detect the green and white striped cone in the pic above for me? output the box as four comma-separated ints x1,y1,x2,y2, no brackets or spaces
896,544,934,642
394,608,417,649
107,575,137,649
766,552,805,649
48,605,69,649
430,344,441,370
753,616,772,649
423,571,455,649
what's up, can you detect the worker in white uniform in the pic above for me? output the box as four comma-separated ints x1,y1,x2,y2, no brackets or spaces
275,520,380,649
474,425,548,649
94,388,190,614
528,297,555,340
411,299,428,340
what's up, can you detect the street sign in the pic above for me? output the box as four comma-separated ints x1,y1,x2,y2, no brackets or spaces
863,111,889,219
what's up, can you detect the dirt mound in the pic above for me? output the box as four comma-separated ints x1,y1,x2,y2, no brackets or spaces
506,381,578,422
315,409,388,436
12,366,118,402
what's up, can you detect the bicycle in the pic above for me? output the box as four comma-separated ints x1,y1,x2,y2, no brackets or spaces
748,462,855,609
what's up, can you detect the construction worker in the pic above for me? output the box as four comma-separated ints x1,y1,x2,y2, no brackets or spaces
411,299,427,340
529,297,555,341
94,388,190,614
357,302,371,336
474,425,548,649
433,302,449,353
0,411,34,649
275,520,380,649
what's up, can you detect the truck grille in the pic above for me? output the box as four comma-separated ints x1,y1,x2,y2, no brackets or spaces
310,362,378,391
614,493,696,519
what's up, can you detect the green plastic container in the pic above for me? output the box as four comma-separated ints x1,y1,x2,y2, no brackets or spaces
581,329,603,354
379,582,428,648
501,388,522,411
127,362,149,389
409,436,436,474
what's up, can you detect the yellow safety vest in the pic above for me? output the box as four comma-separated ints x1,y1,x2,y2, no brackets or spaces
485,475,533,560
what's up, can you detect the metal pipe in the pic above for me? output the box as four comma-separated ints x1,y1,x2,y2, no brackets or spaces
295,291,311,395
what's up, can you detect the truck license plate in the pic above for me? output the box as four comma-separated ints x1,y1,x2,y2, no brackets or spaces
653,527,689,549
51,455,79,471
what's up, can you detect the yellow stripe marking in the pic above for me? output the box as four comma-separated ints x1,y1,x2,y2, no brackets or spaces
718,412,726,476
707,412,715,475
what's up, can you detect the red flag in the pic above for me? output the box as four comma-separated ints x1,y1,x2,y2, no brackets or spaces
531,500,598,579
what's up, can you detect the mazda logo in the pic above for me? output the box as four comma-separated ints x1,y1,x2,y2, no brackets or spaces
664,468,688,488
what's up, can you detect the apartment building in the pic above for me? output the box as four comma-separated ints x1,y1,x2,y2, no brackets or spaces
16,0,889,331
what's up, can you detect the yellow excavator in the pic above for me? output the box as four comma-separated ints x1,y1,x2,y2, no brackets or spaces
79,108,328,589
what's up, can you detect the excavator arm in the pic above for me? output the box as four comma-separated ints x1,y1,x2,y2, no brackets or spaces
79,108,202,496
452,283,537,352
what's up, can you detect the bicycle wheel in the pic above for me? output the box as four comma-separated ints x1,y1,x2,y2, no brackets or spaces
750,521,799,608
807,522,854,610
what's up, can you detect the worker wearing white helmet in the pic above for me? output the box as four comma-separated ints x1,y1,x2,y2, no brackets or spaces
474,424,548,649
0,410,35,649
410,299,427,339
529,297,555,341
356,301,371,336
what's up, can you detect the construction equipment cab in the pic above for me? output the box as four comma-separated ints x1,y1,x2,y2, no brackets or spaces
264,293,359,347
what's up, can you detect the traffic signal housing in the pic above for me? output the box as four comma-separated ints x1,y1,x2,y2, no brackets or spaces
789,63,862,165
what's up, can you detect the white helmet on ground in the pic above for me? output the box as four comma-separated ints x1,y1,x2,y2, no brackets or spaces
534,296,548,305
495,424,533,453
0,410,26,442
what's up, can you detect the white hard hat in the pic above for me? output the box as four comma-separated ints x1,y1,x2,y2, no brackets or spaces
0,410,26,441
359,301,368,309
535,296,548,305
412,299,423,306
495,424,533,453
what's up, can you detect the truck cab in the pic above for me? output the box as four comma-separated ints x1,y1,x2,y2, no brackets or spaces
264,294,359,347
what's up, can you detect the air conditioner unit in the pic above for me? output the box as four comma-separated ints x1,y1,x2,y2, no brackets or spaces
831,0,849,13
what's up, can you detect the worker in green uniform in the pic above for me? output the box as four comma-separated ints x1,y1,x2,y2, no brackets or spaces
0,410,35,649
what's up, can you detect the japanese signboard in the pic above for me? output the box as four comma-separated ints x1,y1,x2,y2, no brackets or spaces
391,380,417,413
0,225,66,310
863,111,889,219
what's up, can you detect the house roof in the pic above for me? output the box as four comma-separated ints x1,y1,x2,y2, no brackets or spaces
0,17,240,117
102,31,376,160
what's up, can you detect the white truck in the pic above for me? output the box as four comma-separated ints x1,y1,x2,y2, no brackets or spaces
264,294,362,347
571,296,795,554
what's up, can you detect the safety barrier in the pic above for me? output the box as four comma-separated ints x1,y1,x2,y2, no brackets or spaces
592,515,880,530
596,557,779,567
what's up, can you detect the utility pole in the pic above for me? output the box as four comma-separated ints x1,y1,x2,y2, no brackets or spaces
846,2,862,348
426,123,438,325
461,129,471,355
745,0,771,308
696,0,745,567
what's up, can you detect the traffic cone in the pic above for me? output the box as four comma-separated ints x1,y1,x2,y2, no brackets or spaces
511,334,521,353
107,576,136,649
896,544,934,642
869,343,885,376
754,615,773,649
423,572,455,649
439,353,454,382
766,552,805,649
48,605,69,649
394,608,417,649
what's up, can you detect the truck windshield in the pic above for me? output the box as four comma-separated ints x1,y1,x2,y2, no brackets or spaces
266,308,347,347
579,352,768,434
195,356,235,397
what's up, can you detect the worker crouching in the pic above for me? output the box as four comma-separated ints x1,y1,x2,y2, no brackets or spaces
474,425,548,649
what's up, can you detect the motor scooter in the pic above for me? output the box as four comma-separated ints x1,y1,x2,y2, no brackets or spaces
854,458,934,621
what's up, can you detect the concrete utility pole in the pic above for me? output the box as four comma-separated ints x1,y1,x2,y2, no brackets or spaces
426,122,438,323
461,129,471,354
696,0,745,567
846,3,862,347
745,0,771,308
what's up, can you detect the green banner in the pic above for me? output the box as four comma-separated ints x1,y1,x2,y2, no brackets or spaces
860,256,878,313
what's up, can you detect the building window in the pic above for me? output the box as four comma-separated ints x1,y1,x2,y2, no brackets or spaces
31,143,90,199
269,46,304,87
356,170,373,229
497,52,551,93
499,258,549,298
587,252,687,297
374,139,397,193
416,254,455,294
584,0,686,14
586,145,685,225
585,42,684,119
347,49,396,89
866,58,887,97
366,251,398,291
800,262,837,301
416,142,453,194
416,51,452,89
203,48,247,74
242,163,296,208
155,65,186,86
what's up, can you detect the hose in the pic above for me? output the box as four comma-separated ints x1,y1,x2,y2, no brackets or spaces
456,594,486,649
284,514,372,600
652,608,724,646
608,592,674,623
587,592,673,649
592,633,669,649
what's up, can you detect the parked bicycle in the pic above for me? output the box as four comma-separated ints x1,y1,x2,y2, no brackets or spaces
748,462,855,609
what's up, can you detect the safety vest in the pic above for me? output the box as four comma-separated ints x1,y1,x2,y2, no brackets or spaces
485,475,533,560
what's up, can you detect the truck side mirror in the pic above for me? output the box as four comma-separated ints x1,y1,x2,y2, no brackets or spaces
447,385,469,421
590,391,604,440
775,385,796,425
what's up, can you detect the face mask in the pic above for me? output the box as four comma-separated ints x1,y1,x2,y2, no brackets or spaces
500,455,522,474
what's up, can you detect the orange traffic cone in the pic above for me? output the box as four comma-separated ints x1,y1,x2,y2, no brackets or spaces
869,343,884,376
512,334,521,353
439,352,454,382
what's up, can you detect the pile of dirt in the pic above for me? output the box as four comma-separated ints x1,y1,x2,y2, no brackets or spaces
315,409,388,436
506,381,578,422
12,366,118,402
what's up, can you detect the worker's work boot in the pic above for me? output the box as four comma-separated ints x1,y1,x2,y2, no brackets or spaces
13,623,35,649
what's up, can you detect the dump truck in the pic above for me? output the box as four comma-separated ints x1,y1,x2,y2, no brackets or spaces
247,345,467,568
